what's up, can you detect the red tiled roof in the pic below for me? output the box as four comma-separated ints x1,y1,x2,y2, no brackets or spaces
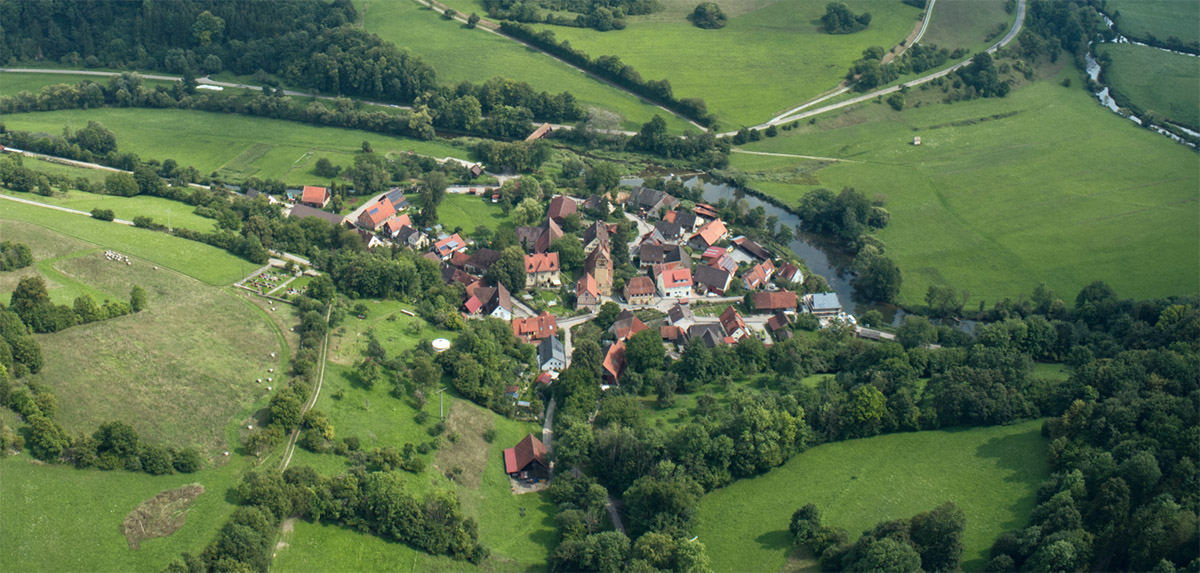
503,434,548,473
691,219,727,247
512,312,558,341
602,341,626,385
434,233,467,257
624,276,656,297
360,196,396,227
661,267,692,288
778,262,804,283
753,291,798,311
463,295,483,314
702,246,726,260
547,195,577,221
577,272,600,299
536,372,553,385
661,325,683,341
301,185,328,205
719,306,748,339
525,252,559,273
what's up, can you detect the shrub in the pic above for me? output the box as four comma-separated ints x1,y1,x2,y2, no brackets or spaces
91,208,115,221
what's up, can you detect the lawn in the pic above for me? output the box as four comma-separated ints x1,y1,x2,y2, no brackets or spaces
327,300,460,366
696,420,1050,572
1096,42,1200,130
918,0,1013,55
357,0,697,133
735,69,1200,306
533,0,924,127
1108,0,1200,45
0,201,248,285
0,71,175,97
427,193,513,233
3,182,218,234
0,107,471,187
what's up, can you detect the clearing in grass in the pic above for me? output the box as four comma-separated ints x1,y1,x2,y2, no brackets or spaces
533,0,923,127
0,108,471,186
734,69,1199,306
1095,43,1200,130
696,420,1049,572
122,484,206,550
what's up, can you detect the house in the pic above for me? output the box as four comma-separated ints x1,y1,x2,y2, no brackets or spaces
300,185,331,208
674,211,701,233
692,265,733,295
513,311,558,342
624,276,657,305
525,123,554,142
661,325,685,344
384,215,412,238
449,251,471,269
525,252,561,289
627,186,679,219
689,219,728,251
766,311,791,334
584,244,613,295
582,221,611,255
709,254,738,274
719,306,750,341
433,233,468,260
609,310,649,341
466,283,512,320
357,196,397,231
288,203,346,227
777,262,805,284
742,260,777,290
639,243,688,270
385,187,410,211
442,264,477,287
693,203,719,219
538,336,566,371
656,267,693,299
469,164,484,178
687,323,727,348
666,302,696,329
547,195,577,224
701,246,727,263
465,248,502,275
654,220,683,242
576,273,600,311
503,434,550,479
753,290,799,313
733,237,772,262
536,372,554,386
357,228,386,250
602,341,626,386
505,385,521,399
807,293,843,317
395,226,428,250
516,217,563,254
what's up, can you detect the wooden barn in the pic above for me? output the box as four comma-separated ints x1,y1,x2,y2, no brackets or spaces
504,434,550,481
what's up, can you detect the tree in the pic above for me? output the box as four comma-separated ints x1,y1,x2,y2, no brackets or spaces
896,315,937,349
623,463,704,537
192,10,225,46
586,162,622,192
26,415,69,460
486,246,527,293
513,197,543,226
95,420,140,458
130,285,148,312
443,8,456,20
925,284,963,318
423,171,448,207
10,276,51,322
689,2,727,29
852,256,901,303
909,502,966,572
821,2,871,34
313,157,341,178
625,329,666,373
846,538,922,572
594,302,622,330
105,172,139,197
361,140,373,153
73,295,102,323
70,121,118,155
467,12,481,28
549,237,585,272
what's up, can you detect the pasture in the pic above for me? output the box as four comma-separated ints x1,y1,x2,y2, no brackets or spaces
533,0,924,127
0,71,175,97
357,0,696,133
1108,0,1200,45
435,193,514,233
2,181,218,234
1096,43,1200,130
735,69,1200,306
918,0,1013,55
326,300,460,366
0,108,471,186
695,420,1049,572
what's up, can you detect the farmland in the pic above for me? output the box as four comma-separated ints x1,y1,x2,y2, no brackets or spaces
1096,43,1200,130
0,71,175,97
533,0,923,127
733,67,1200,305
696,420,1049,572
918,0,1014,55
0,107,471,186
357,0,696,132
1107,0,1200,45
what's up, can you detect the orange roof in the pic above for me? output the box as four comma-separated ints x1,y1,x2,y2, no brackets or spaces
719,306,748,339
577,273,600,299
301,185,328,204
753,290,798,311
663,210,678,223
360,196,396,226
525,252,559,273
504,434,548,473
624,276,656,297
602,341,626,385
691,219,727,246
512,311,558,341
434,233,467,257
661,267,692,288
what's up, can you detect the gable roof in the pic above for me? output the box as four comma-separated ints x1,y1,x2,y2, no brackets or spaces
466,248,502,273
602,341,627,385
675,211,699,230
288,203,345,226
547,195,577,221
654,219,682,239
582,221,610,247
719,306,748,338
512,312,558,340
504,434,548,473
525,252,559,274
777,262,804,283
576,272,600,299
385,215,412,235
754,290,798,311
385,188,409,209
659,267,693,288
624,276,656,297
667,302,695,325
434,233,467,257
538,335,566,365
463,294,484,314
733,237,772,261
609,310,649,341
534,217,563,254
360,196,396,226
691,219,727,247
688,323,726,348
301,185,328,204
536,372,554,385
767,311,791,332
702,246,727,261
743,260,776,289
584,243,612,272
693,265,733,292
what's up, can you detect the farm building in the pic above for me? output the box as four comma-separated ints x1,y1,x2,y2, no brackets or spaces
504,434,550,480
547,195,577,224
288,204,346,227
733,237,772,261
357,196,397,231
602,341,626,386
300,185,331,208
753,291,798,313
385,188,410,210
525,123,554,142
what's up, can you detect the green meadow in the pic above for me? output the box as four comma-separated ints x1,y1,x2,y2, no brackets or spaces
432,193,514,233
696,420,1049,572
734,68,1200,306
0,71,175,97
534,0,923,127
0,107,471,186
918,0,1013,55
357,0,696,132
1096,42,1200,130
1108,0,1200,45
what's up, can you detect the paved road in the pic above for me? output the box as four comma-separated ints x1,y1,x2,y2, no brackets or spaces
732,149,851,163
542,397,556,454
0,193,135,225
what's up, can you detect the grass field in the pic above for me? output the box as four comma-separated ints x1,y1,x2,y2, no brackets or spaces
430,193,514,233
0,200,248,285
0,71,175,97
532,0,923,127
0,108,471,186
1096,43,1200,130
3,178,218,234
918,0,1013,55
734,68,1200,306
358,0,697,133
696,420,1049,572
1108,0,1200,45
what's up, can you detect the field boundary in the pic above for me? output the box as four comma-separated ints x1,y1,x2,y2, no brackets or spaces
279,303,332,472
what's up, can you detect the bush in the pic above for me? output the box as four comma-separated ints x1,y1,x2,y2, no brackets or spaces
483,428,497,443
91,208,115,221
689,2,727,29
173,447,203,472
140,444,175,475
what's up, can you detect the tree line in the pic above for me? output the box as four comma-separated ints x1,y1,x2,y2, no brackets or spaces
0,241,33,272
482,0,662,31
792,501,968,572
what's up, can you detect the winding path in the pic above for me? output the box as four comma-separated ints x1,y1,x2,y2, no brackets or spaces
279,303,333,472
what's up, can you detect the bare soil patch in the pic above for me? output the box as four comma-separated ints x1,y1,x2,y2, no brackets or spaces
121,484,205,550
434,403,494,489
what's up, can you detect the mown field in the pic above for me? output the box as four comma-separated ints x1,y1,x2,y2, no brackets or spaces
0,71,175,97
0,107,471,186
696,420,1049,572
0,199,247,285
431,193,514,233
918,0,1013,55
1108,0,1200,45
1096,42,1200,130
733,68,1200,306
533,0,923,127
357,0,696,133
